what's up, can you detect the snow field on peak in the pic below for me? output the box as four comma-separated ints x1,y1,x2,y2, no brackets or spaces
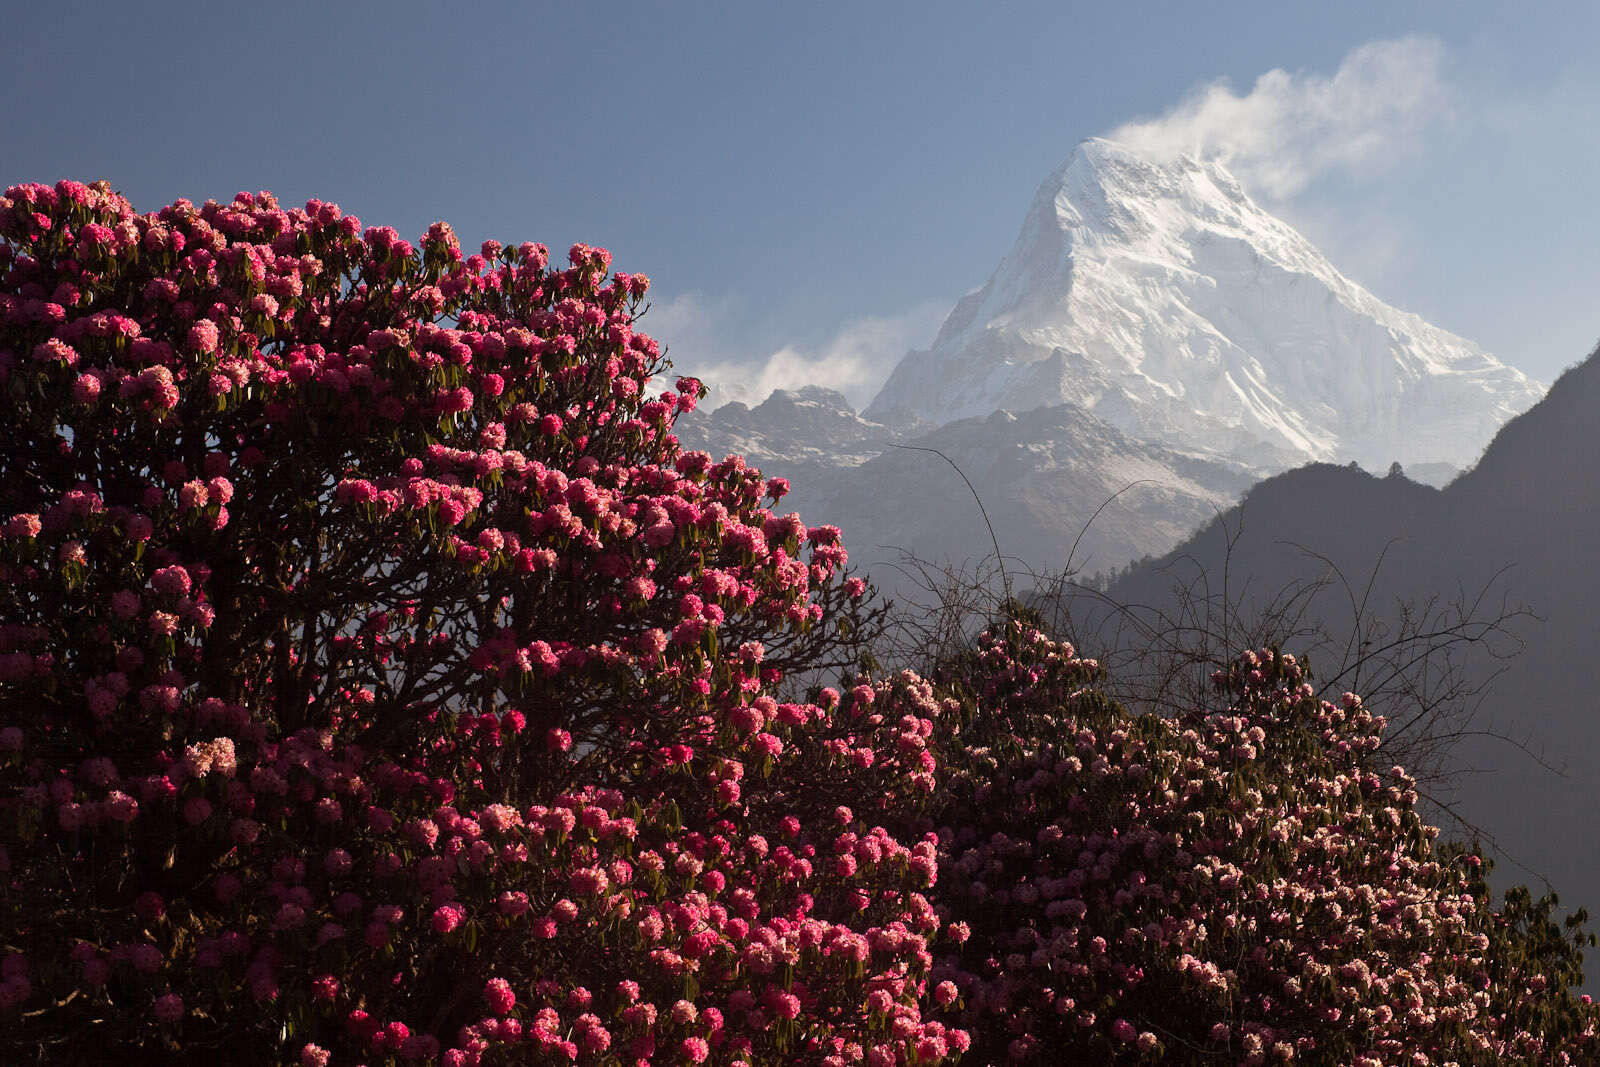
866,138,1543,475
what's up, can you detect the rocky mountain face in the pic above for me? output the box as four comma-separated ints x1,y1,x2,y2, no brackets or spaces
674,386,900,475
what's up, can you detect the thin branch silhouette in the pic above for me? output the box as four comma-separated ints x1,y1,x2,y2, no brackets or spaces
887,443,1011,605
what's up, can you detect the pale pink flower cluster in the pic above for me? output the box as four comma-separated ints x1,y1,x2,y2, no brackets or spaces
925,620,1598,1063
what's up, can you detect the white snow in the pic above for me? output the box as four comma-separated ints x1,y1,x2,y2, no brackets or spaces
865,138,1544,474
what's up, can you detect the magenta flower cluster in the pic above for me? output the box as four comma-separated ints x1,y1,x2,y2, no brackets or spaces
0,181,953,1064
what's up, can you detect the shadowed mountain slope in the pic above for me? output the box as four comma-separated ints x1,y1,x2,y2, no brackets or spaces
1063,343,1600,930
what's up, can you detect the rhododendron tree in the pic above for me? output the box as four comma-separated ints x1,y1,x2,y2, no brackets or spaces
922,615,1598,1064
3,177,1595,1067
0,180,962,1063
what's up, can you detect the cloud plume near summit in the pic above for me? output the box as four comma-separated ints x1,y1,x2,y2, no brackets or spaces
1107,36,1450,199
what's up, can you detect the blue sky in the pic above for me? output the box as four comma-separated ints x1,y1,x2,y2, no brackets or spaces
6,1,1600,407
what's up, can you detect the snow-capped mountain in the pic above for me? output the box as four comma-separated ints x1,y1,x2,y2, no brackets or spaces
674,138,1545,597
866,138,1543,474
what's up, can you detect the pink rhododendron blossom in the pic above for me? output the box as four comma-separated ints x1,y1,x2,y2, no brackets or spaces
483,977,515,1016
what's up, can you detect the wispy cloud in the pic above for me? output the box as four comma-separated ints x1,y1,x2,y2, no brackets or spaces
1107,36,1450,199
642,293,947,412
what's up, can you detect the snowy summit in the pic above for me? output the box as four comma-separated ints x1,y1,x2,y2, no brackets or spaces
866,138,1544,475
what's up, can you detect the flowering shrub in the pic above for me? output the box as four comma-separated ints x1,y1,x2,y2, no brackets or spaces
1,178,1594,1065
0,181,962,1063
924,617,1599,1064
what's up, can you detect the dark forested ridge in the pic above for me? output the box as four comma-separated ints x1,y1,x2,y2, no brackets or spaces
1067,343,1600,919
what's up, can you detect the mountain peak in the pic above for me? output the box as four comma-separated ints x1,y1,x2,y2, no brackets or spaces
1063,136,1211,180
1071,135,1163,163
865,142,1543,473
1069,136,1138,165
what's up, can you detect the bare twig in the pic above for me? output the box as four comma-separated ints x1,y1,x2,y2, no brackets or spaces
887,443,1011,605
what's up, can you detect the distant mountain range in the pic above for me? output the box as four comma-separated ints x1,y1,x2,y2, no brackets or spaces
677,137,1543,592
675,387,1256,594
